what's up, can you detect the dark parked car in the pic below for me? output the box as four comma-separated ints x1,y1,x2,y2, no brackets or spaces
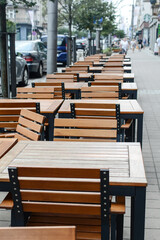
41,34,67,66
0,54,29,86
15,40,47,77
76,39,87,50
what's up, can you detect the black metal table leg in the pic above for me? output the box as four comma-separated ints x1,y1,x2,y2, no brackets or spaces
137,114,143,147
131,186,146,240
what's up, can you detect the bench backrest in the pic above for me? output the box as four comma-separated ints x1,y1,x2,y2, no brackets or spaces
0,226,76,240
47,73,76,82
16,87,55,99
104,62,123,67
74,61,93,66
102,67,124,73
0,102,40,130
94,74,123,81
9,166,110,240
15,108,45,141
32,82,65,99
80,86,121,99
65,66,89,72
54,103,120,142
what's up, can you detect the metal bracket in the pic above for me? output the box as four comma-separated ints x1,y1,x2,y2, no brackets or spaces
61,82,65,100
36,102,40,114
118,83,122,99
116,104,121,141
32,82,35,88
70,103,75,118
100,169,110,240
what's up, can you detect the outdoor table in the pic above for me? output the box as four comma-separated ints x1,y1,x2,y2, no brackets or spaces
58,99,144,145
64,82,137,99
96,73,134,82
0,141,147,240
0,138,18,159
0,99,63,141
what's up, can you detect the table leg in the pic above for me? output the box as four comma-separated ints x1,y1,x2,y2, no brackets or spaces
131,186,146,240
137,114,143,147
44,113,54,141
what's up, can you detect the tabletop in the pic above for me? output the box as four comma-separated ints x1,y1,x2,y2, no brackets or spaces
95,73,134,79
58,99,144,115
0,141,147,187
0,138,18,159
64,82,137,91
0,99,63,114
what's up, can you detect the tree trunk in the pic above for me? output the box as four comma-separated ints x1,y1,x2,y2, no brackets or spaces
68,0,72,65
0,1,8,98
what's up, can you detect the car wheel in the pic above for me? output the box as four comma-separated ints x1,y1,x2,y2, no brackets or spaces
21,67,29,86
37,62,43,78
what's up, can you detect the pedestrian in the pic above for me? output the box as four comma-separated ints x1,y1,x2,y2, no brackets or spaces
138,38,142,51
130,39,136,53
120,38,129,55
143,38,147,49
156,34,160,56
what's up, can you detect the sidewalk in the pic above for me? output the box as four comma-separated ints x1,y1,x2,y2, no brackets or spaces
123,48,160,239
0,48,160,239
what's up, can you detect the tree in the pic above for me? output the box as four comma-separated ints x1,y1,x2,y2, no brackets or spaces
0,0,36,98
73,0,115,37
114,29,125,39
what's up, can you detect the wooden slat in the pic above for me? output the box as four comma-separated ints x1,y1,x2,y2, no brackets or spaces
21,190,100,204
19,179,100,191
22,202,101,215
18,117,42,133
17,167,101,178
0,102,36,108
54,128,117,138
54,138,116,142
74,109,116,117
0,226,76,240
54,118,117,128
17,87,55,93
74,102,117,109
82,86,119,91
16,94,54,99
14,133,30,141
34,82,62,87
16,125,40,141
20,109,45,124
81,92,119,98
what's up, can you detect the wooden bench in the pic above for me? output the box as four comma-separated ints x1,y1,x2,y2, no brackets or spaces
0,102,40,133
54,103,121,142
102,67,124,73
94,74,123,82
64,66,89,72
80,85,121,100
16,87,55,99
104,62,123,67
74,61,93,66
0,108,46,141
0,226,76,240
8,166,125,240
47,73,76,82
32,82,67,99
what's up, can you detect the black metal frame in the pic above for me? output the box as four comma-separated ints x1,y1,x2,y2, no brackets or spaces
116,104,121,142
8,167,25,226
100,169,110,240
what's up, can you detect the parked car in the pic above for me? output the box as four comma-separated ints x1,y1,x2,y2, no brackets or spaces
15,40,47,77
41,34,67,66
0,54,29,86
76,39,87,50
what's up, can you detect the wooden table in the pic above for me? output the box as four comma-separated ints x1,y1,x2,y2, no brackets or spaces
89,66,132,74
0,99,63,141
0,139,18,159
0,141,147,240
58,99,144,145
95,73,134,82
65,82,137,99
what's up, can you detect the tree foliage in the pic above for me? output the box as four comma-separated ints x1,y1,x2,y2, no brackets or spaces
114,29,125,39
73,0,116,36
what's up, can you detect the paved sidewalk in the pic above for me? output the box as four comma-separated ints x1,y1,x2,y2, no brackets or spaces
0,48,160,239
123,48,160,240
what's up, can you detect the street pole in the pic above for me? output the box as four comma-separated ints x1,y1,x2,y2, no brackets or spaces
47,0,58,74
131,0,134,39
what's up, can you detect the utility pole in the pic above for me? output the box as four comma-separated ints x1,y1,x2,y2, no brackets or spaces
131,0,134,39
47,0,58,74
